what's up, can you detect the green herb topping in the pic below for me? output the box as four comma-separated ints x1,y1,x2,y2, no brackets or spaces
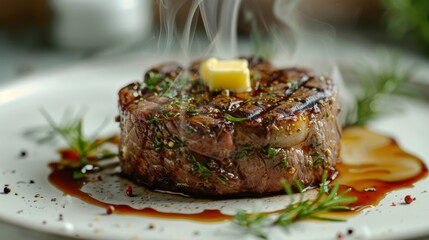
225,113,248,122
188,154,213,180
260,146,281,160
25,109,117,179
234,171,357,239
235,146,253,160
144,71,173,93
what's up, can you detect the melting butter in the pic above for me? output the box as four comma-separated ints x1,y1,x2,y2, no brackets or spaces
200,58,250,92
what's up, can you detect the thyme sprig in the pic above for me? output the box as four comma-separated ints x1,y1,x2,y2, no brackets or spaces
234,171,357,239
25,109,117,178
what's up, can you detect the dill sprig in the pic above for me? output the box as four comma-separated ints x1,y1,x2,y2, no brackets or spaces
25,109,117,178
352,51,416,126
234,171,357,239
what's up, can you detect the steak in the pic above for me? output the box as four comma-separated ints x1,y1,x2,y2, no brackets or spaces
118,57,341,198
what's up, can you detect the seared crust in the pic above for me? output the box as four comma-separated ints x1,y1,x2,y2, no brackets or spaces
118,57,341,197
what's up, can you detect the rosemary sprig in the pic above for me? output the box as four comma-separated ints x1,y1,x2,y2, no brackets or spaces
235,209,270,239
352,51,416,126
234,171,357,239
25,109,117,178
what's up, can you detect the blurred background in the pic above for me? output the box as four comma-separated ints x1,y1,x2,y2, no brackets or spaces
0,0,429,81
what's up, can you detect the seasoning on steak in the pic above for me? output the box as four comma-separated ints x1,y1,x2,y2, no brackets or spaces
118,56,341,198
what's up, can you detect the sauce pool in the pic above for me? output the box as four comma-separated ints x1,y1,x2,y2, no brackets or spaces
337,127,427,209
48,127,427,222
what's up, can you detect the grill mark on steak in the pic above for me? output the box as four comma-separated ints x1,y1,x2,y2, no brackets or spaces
118,57,341,198
233,72,315,121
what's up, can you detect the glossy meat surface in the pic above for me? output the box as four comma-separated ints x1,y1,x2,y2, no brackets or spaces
118,57,341,197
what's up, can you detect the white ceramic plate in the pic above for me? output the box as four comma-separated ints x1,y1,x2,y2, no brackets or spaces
1,55,429,240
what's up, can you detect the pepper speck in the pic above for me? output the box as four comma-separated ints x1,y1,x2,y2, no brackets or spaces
404,195,414,204
106,205,115,215
126,186,133,197
20,150,27,158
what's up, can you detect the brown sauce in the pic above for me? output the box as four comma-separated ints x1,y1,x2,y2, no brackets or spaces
48,127,427,222
337,127,427,209
49,163,232,222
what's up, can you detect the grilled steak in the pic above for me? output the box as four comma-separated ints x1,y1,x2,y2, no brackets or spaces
118,57,341,197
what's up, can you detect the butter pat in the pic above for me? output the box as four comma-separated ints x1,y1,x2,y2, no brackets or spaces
200,58,250,92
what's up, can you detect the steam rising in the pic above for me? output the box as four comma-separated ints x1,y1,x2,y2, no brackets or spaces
155,0,356,124
156,0,337,70
157,0,241,60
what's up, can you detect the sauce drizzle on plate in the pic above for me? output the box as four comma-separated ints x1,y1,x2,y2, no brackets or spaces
48,127,427,222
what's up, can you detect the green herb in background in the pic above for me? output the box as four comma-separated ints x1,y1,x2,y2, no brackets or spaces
381,0,429,55
352,51,417,126
234,171,357,239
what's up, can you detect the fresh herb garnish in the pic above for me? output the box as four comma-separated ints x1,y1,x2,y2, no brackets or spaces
235,148,253,160
310,152,325,167
153,131,163,152
225,113,248,122
164,111,180,118
260,146,281,160
234,171,357,239
147,115,161,123
72,171,86,180
313,157,325,167
188,154,212,180
144,71,175,93
186,107,202,117
162,72,191,98
266,91,276,97
25,109,117,178
290,80,299,89
252,73,262,82
234,208,270,239
351,51,416,126
217,175,229,185
279,156,289,168
144,71,161,91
